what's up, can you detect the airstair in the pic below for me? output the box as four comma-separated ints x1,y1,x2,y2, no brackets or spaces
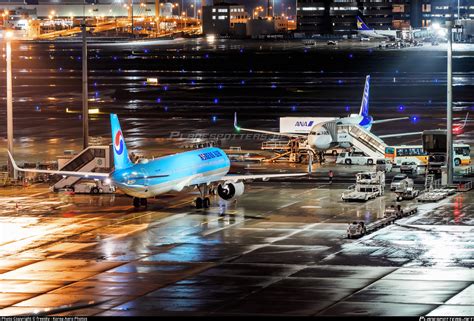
337,125,387,160
53,146,112,191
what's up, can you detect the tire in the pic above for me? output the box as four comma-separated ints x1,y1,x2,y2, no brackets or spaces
91,187,99,194
332,150,338,156
345,159,352,165
195,197,203,209
204,197,211,208
367,159,373,165
454,158,461,166
133,197,140,208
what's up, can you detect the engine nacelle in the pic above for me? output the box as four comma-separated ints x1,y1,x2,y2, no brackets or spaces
217,181,245,201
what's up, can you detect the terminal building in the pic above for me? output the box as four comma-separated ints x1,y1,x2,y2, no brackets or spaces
296,0,474,38
201,1,288,38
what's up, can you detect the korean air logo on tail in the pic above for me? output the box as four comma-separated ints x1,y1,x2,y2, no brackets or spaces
114,130,124,155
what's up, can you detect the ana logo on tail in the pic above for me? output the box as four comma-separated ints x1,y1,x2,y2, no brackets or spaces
114,130,125,155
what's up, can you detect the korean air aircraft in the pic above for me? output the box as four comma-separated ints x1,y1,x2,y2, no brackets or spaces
235,75,418,151
356,16,399,40
9,114,306,208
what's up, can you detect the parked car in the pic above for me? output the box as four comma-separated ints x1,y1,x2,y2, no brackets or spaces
390,174,408,191
327,40,338,45
336,152,374,165
400,161,418,174
376,159,393,172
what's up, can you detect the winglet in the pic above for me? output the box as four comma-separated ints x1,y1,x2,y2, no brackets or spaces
234,112,241,132
462,112,469,128
7,151,20,171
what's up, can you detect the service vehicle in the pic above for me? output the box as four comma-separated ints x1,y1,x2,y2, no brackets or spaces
66,181,116,194
327,40,338,45
341,171,385,202
390,174,408,191
394,177,419,201
384,204,418,218
376,159,392,172
336,152,375,166
347,221,366,238
400,161,419,175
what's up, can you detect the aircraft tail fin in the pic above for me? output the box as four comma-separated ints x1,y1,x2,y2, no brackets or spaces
356,16,371,31
110,114,133,170
359,75,370,117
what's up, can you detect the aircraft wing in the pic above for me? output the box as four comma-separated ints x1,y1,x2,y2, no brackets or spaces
234,112,306,139
221,173,307,182
378,132,423,139
372,117,409,124
8,151,110,179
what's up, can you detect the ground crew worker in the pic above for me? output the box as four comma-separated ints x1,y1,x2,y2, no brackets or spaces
328,170,334,184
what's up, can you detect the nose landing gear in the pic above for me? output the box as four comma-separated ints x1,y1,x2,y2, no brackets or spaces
133,197,148,208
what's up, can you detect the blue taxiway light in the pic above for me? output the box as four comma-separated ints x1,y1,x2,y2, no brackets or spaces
338,80,343,84
348,53,353,58
163,86,168,91
191,80,196,85
410,116,419,123
271,84,277,89
212,116,217,122
156,98,161,103
164,106,168,111
398,105,405,111
35,106,40,112
241,80,245,85
345,105,350,112
214,98,219,104
291,106,297,111
218,84,223,90
204,54,209,58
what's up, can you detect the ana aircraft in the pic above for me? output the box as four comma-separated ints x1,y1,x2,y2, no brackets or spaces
234,75,417,152
9,114,306,208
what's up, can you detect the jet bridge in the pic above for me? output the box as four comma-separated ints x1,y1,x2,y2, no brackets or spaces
53,146,112,191
337,124,387,160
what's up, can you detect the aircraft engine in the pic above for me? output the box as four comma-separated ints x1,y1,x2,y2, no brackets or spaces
217,181,245,201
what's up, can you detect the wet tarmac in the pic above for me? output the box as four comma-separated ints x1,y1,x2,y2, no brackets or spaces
0,182,472,316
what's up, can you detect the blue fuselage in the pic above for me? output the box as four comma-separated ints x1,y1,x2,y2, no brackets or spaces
110,147,231,198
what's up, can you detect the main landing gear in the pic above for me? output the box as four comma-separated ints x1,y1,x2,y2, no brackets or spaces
195,184,211,209
133,197,148,208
